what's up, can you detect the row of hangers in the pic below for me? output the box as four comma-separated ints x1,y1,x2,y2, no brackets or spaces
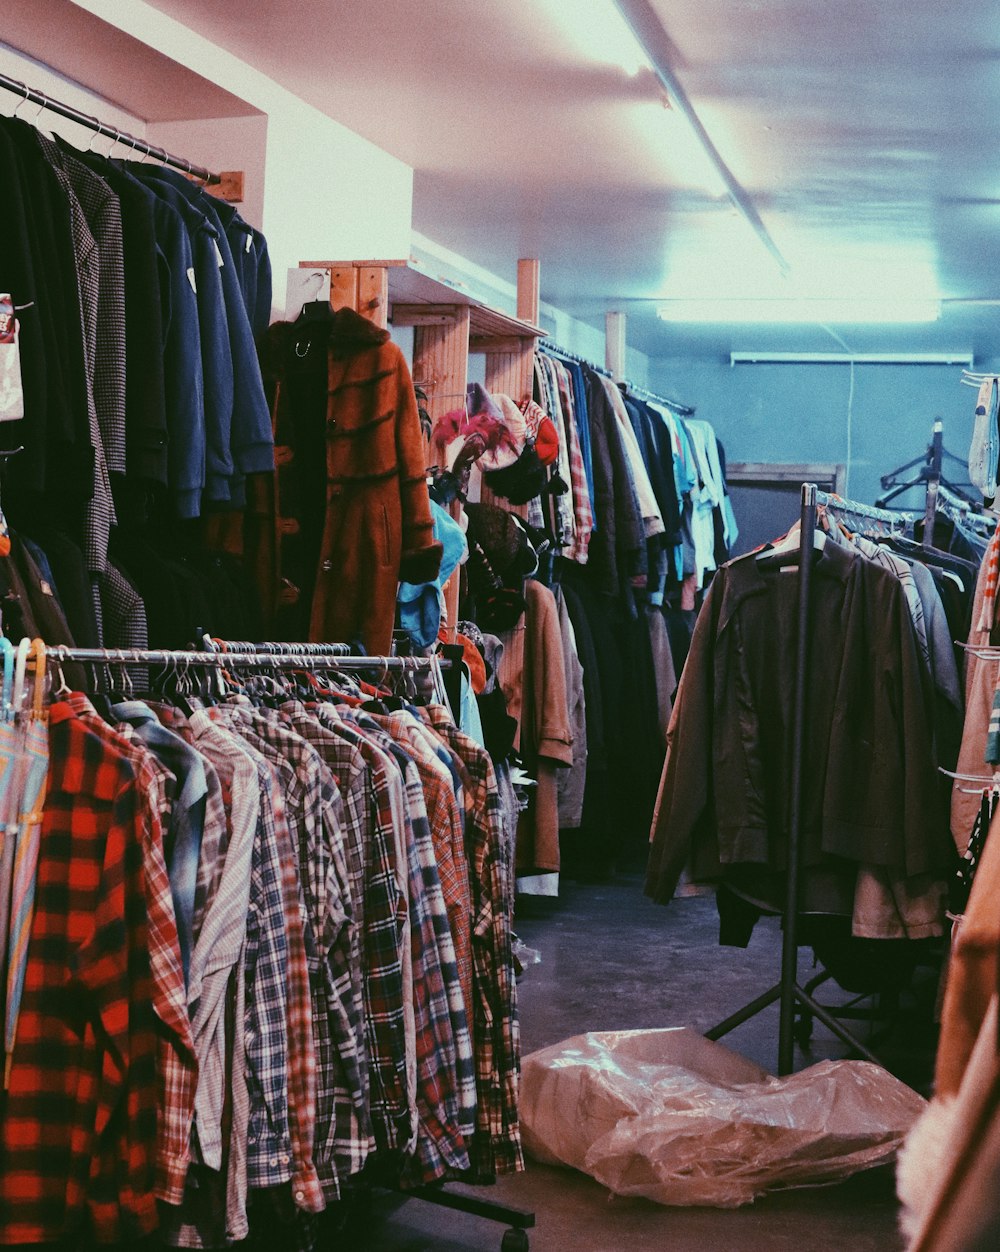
0,72,219,184
0,638,49,722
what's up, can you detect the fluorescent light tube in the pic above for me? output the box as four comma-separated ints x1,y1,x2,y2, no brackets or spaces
657,299,941,324
730,352,974,366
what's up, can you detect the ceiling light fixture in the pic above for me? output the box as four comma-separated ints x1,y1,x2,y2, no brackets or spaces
657,298,942,325
730,352,974,366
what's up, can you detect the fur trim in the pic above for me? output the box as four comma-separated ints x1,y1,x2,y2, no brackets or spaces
262,309,392,380
399,541,444,586
896,1094,960,1242
328,306,391,357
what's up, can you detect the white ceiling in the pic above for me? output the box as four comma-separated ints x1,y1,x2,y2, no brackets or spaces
16,0,1000,362
1,0,259,121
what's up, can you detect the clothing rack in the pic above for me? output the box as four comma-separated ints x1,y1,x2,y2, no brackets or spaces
0,70,221,185
45,644,446,672
876,420,980,549
537,340,696,415
819,493,914,528
537,339,614,378
705,483,883,1075
41,637,535,1247
44,643,468,732
619,380,696,418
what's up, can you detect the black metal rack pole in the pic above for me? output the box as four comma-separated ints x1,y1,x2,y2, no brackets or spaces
707,483,882,1074
778,483,816,1074
0,70,221,184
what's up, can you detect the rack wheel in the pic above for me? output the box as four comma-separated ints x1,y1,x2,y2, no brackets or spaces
501,1228,530,1251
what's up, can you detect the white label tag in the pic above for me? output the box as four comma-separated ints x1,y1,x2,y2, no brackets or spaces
0,294,24,422
187,267,198,295
212,239,225,268
245,233,253,254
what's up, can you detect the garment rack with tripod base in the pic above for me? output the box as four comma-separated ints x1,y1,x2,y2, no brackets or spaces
703,484,889,1075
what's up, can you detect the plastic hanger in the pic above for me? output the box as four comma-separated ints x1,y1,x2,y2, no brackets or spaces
295,271,334,324
11,637,30,714
756,520,826,566
0,638,14,721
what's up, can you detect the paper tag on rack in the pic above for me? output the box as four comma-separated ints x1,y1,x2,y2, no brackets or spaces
0,295,24,422
212,238,225,268
187,267,198,295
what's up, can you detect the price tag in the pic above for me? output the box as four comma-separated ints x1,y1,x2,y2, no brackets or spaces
0,295,24,422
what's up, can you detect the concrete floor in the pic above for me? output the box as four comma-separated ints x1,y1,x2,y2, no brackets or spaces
366,873,921,1251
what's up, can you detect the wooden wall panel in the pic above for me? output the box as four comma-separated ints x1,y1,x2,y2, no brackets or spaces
484,343,535,407
412,307,471,645
412,307,472,458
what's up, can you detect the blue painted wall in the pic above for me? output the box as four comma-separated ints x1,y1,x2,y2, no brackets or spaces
647,358,995,511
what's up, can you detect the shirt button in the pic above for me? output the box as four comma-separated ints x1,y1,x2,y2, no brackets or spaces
280,1154,289,1165
295,1190,305,1203
270,1157,278,1167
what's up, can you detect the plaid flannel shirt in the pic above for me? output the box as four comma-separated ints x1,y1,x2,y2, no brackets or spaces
152,711,256,1248
424,706,523,1178
552,356,594,563
197,711,322,1221
224,703,369,1199
204,712,294,1192
350,717,469,1181
978,519,1000,632
313,705,413,1155
0,704,158,1244
68,696,200,1208
384,712,477,1145
144,703,228,938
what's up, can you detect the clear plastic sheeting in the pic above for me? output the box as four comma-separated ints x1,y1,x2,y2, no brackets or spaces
521,1028,926,1208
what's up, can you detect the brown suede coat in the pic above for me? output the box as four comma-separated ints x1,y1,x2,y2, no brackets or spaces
255,308,441,654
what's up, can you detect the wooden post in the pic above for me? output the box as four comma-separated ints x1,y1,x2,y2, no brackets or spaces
357,266,389,329
517,258,540,326
606,311,627,381
410,307,472,644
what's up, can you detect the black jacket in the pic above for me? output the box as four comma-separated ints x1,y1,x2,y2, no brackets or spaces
646,542,953,905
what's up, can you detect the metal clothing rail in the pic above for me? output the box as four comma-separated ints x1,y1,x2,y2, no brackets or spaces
45,642,469,743
706,483,882,1075
44,645,448,672
537,339,614,378
815,489,914,527
619,381,696,418
0,70,221,185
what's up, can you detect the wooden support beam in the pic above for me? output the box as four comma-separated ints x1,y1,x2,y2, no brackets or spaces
412,306,472,460
469,335,532,354
201,170,244,204
357,266,389,328
392,304,464,327
412,305,471,644
517,258,540,326
606,310,627,381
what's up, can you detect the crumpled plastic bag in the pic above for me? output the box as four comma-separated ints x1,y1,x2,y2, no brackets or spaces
520,1028,926,1208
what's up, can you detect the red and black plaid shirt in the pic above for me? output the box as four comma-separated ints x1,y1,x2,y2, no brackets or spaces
0,703,158,1244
